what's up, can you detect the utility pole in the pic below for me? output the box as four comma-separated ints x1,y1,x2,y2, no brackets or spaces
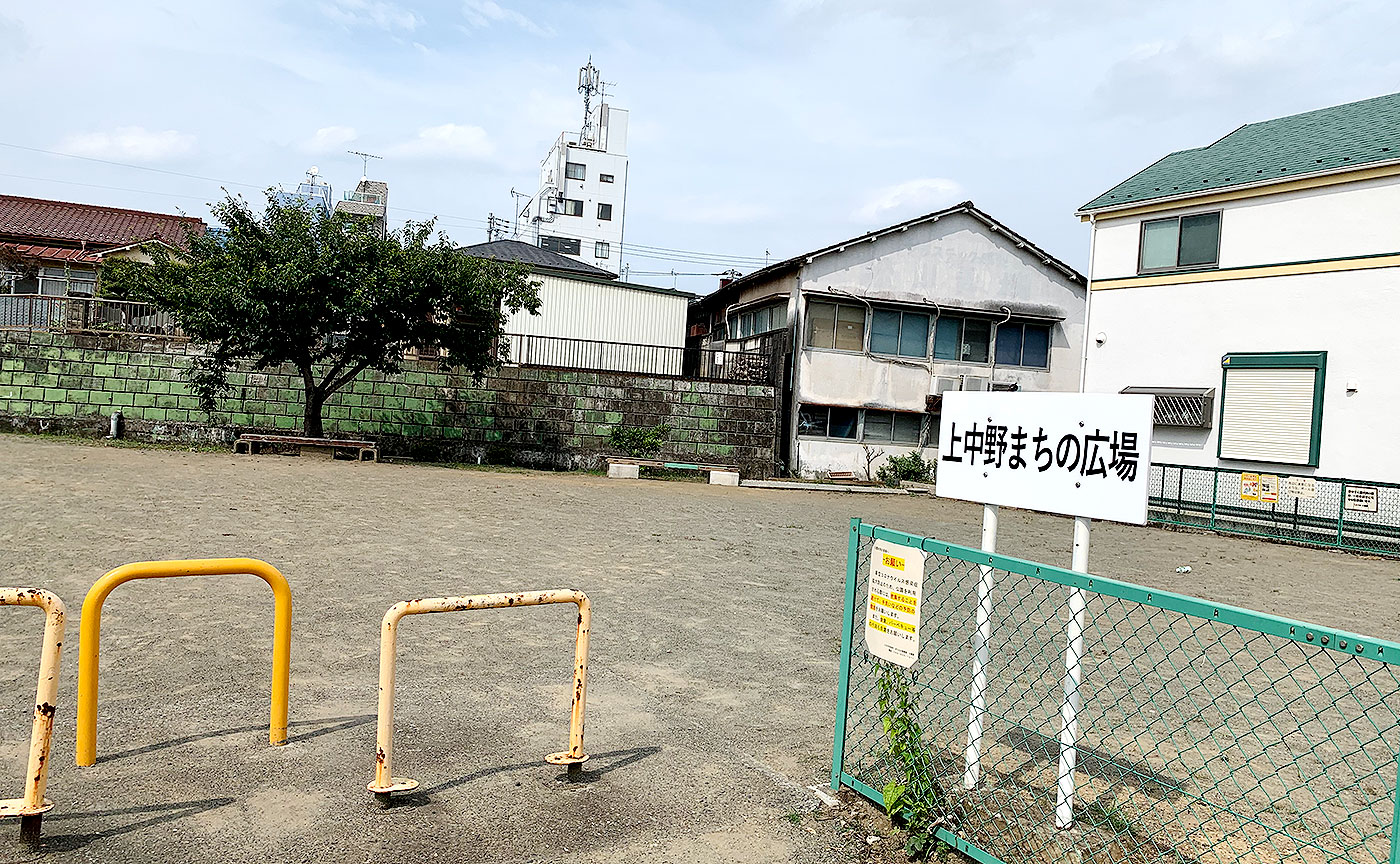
510,188,530,238
486,214,509,241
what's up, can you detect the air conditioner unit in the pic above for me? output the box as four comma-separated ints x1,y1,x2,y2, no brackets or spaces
961,375,990,392
933,376,961,395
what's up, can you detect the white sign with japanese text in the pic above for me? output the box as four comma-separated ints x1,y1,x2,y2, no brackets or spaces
864,539,925,668
936,392,1154,525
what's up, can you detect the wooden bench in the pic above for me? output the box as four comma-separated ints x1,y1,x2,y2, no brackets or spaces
234,434,379,462
605,456,739,486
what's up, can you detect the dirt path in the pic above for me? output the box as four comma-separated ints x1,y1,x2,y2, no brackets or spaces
1,435,1396,863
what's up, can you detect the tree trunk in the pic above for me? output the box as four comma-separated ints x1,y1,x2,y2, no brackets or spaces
300,367,324,438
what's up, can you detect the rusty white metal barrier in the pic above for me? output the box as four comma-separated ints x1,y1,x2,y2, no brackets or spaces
0,588,66,844
369,589,592,803
75,558,292,767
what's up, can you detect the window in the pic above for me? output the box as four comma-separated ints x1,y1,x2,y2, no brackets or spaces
798,405,925,444
594,241,610,259
1139,212,1221,272
600,173,615,183
804,300,867,352
933,316,990,363
597,203,613,220
565,162,585,180
1217,352,1326,466
562,198,584,217
994,321,1052,368
540,236,581,256
798,404,858,439
870,308,931,358
728,301,788,339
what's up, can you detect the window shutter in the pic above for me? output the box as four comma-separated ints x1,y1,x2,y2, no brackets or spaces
1218,367,1318,464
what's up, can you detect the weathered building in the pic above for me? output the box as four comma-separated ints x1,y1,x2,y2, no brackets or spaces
689,201,1085,478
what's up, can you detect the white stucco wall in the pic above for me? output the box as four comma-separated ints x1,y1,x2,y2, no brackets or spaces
787,211,1087,477
1090,174,1400,280
796,439,937,480
1083,267,1400,480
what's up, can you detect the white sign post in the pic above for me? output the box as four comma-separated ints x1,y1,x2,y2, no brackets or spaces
936,392,1152,828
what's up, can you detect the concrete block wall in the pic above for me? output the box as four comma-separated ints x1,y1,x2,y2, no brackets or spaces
0,330,780,475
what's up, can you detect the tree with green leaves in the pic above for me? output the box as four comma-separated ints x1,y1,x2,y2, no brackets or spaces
101,192,540,438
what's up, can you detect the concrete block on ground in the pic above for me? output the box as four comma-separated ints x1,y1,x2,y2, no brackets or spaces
709,470,740,486
607,462,640,480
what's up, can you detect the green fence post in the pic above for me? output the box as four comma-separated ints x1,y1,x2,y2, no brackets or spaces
1391,761,1400,864
830,517,862,791
1209,467,1219,529
1337,481,1348,548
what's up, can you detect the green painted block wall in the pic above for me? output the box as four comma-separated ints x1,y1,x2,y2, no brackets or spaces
0,330,781,474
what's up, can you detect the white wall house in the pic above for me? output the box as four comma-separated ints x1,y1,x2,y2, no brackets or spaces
517,60,628,275
1079,90,1400,483
459,239,690,375
690,202,1086,478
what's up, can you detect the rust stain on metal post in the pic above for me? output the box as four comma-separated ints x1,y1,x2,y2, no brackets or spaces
368,589,592,800
75,558,292,767
0,588,66,843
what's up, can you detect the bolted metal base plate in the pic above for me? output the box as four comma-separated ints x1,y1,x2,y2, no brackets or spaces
0,797,53,818
367,777,419,795
544,751,589,766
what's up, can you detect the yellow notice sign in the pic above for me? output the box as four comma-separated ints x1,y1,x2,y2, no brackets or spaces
1240,472,1261,502
864,539,925,667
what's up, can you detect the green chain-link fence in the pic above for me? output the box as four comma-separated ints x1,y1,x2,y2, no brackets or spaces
832,519,1400,863
1149,462,1400,557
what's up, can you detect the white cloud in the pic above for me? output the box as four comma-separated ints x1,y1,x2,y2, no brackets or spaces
59,126,196,162
320,0,422,31
303,125,359,153
388,124,494,160
852,178,963,223
461,0,550,36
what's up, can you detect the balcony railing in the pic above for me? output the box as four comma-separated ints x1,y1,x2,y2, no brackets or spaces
501,332,774,384
0,294,182,337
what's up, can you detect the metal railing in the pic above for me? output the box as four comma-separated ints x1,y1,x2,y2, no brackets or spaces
502,332,774,384
833,519,1400,863
0,294,181,337
1149,462,1400,557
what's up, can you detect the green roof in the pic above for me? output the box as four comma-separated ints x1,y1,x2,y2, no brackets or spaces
1080,91,1400,212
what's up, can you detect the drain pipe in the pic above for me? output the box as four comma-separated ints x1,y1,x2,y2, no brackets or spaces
988,306,1012,387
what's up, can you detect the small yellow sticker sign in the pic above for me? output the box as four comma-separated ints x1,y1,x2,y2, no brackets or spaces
864,539,925,667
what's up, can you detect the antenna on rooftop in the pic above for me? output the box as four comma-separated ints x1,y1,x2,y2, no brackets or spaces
347,150,383,180
578,58,604,148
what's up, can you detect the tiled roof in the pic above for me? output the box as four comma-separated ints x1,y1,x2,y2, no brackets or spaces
0,243,101,265
0,194,206,248
1080,91,1400,212
457,239,617,279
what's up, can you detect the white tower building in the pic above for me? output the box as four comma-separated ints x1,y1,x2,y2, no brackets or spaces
518,59,629,275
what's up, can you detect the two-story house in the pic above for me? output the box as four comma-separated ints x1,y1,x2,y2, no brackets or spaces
1078,91,1400,485
689,201,1086,478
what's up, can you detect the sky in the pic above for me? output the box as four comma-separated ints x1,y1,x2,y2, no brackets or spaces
2,0,1398,290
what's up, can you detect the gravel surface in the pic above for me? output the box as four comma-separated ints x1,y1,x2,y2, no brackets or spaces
1,434,1397,863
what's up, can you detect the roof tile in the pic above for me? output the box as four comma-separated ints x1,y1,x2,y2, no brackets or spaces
0,194,206,249
1081,91,1400,212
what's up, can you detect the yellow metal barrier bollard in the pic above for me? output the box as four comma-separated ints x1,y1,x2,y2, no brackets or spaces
368,589,591,802
0,588,65,844
75,558,292,768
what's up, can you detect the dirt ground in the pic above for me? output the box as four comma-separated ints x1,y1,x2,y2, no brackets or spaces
2,434,1399,864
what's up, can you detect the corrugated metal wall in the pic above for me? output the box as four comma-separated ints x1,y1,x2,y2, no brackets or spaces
505,273,688,347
